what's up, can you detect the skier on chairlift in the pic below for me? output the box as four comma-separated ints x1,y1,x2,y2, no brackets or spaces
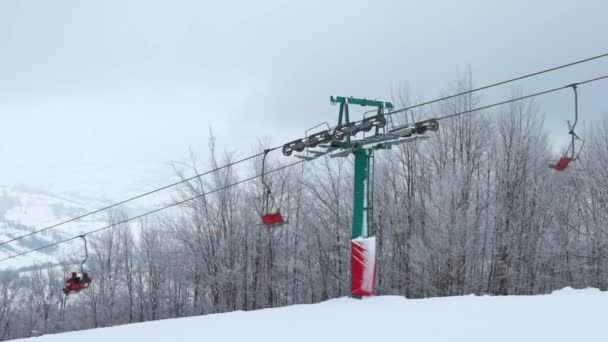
63,236,93,295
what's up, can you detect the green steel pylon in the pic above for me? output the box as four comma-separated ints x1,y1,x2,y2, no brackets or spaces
351,147,372,240
284,95,435,297
329,96,393,298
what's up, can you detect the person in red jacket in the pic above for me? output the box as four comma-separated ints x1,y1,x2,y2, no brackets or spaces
64,272,81,294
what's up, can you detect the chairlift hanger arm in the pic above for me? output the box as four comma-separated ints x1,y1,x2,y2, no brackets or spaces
261,149,271,192
565,84,583,161
330,96,394,109
80,235,88,274
568,84,578,134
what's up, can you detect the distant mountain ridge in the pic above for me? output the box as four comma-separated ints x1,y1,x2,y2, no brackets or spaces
0,185,110,270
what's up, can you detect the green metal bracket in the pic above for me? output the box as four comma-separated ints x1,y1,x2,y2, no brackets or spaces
331,96,394,110
330,141,353,149
332,95,392,145
337,101,350,127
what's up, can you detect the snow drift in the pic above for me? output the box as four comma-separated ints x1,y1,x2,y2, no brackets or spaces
15,288,607,342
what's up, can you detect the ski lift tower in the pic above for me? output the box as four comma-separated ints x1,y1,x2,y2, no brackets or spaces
331,96,391,298
331,96,388,238
283,95,437,298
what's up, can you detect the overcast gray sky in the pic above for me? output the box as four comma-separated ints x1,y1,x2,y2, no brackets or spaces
1,0,607,199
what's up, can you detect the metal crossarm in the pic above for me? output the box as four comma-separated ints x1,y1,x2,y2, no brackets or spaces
330,96,394,109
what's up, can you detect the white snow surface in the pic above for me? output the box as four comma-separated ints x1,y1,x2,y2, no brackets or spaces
16,288,608,342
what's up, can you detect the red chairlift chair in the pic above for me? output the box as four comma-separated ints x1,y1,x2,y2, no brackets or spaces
550,84,583,172
63,236,93,295
259,150,287,228
261,212,285,226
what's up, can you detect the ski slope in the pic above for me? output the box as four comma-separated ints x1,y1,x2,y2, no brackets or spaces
15,288,607,342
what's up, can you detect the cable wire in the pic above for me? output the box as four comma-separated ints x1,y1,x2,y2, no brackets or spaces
384,52,608,116
0,159,305,263
300,52,608,144
0,147,279,248
434,75,608,121
3,75,608,263
3,52,608,248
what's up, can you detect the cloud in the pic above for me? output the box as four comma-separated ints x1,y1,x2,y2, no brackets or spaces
1,0,607,196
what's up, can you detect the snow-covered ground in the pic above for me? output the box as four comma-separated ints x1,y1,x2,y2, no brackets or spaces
15,288,607,342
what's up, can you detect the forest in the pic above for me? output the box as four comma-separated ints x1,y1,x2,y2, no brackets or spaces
1,75,607,340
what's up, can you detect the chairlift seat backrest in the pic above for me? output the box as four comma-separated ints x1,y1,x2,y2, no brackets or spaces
261,212,285,226
553,156,571,171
